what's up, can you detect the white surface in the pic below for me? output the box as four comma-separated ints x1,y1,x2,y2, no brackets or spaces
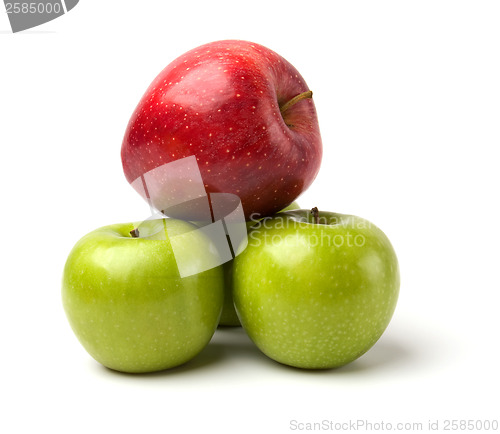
1,1,499,433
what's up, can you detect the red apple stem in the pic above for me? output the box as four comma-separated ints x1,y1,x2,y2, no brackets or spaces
279,90,313,115
130,228,140,238
311,207,319,224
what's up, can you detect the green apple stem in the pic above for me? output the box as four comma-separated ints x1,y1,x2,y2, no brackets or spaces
130,228,140,238
279,90,313,115
311,207,319,224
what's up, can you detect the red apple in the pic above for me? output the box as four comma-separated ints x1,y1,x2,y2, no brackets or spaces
121,40,322,219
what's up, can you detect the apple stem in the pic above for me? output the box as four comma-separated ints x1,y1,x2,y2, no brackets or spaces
279,90,313,115
130,228,140,238
311,207,319,224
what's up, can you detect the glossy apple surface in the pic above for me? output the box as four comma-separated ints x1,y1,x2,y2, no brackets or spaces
219,201,300,327
62,219,224,373
121,40,322,219
233,209,400,369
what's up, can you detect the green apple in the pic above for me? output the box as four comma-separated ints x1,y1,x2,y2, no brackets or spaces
62,218,224,373
232,208,400,369
277,201,302,214
219,201,300,327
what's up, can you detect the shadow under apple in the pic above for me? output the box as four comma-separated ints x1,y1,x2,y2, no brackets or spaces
334,336,415,374
264,335,416,375
91,329,415,377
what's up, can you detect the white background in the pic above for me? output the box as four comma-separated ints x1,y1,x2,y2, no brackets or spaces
1,1,499,433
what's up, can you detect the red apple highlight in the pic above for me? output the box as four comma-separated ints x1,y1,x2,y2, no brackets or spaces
121,40,322,219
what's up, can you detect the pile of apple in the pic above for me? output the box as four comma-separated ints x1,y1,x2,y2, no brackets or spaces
62,40,400,373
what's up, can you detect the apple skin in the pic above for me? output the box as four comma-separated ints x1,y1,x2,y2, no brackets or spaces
219,201,300,327
219,261,242,327
121,40,322,219
62,219,224,373
232,209,400,369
